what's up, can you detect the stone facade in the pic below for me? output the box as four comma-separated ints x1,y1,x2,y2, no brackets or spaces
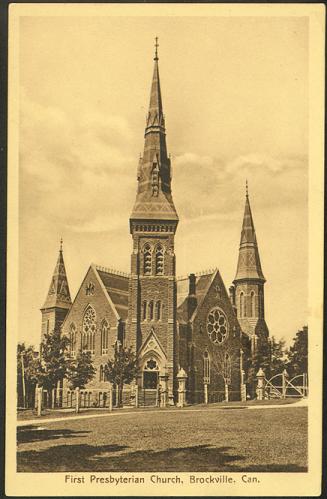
177,271,242,403
40,43,270,404
61,265,127,389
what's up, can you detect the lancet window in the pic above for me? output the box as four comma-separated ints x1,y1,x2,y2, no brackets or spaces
240,292,245,318
101,320,109,355
149,301,154,321
155,301,161,321
223,353,232,385
70,323,77,358
99,364,108,382
250,291,256,317
142,301,147,321
82,305,96,354
143,244,152,275
155,244,164,275
203,351,210,384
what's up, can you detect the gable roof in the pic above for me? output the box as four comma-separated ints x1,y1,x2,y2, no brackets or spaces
93,265,130,321
177,270,217,324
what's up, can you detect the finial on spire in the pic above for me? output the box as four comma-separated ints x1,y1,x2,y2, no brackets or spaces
246,179,249,197
60,237,63,251
154,36,159,61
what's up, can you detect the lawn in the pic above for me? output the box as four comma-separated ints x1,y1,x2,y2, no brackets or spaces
17,406,307,472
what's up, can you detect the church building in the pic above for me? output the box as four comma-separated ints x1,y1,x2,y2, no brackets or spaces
40,41,269,404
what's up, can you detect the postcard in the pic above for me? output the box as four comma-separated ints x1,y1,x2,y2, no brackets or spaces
6,3,324,496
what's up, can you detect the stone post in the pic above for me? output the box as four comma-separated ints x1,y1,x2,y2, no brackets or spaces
240,370,247,402
75,387,80,414
282,369,289,399
51,388,55,409
176,368,188,408
240,349,246,401
159,373,168,407
34,384,38,409
256,368,265,401
108,388,113,412
224,382,229,402
37,387,42,417
134,384,139,408
204,383,208,404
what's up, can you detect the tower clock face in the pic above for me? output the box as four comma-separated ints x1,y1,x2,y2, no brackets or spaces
206,307,229,345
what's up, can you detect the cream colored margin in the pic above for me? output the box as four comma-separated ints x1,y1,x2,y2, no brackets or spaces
6,3,325,497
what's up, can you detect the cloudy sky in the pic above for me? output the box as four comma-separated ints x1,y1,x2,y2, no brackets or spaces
18,15,308,347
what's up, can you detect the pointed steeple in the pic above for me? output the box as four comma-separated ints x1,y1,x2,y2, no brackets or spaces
234,185,265,282
41,239,72,310
146,37,163,130
130,38,178,224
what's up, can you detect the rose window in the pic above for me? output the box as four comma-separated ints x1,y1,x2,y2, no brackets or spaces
206,307,229,345
144,358,158,370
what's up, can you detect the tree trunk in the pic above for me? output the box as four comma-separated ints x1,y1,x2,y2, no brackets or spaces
118,383,123,407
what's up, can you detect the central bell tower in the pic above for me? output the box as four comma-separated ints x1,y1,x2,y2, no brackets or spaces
127,39,178,403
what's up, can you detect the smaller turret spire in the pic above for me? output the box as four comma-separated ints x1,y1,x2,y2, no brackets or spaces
234,188,265,282
41,241,72,310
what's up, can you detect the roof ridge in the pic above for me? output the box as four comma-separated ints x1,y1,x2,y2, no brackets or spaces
177,268,218,281
94,264,130,278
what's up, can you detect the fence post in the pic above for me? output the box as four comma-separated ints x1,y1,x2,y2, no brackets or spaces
134,385,138,408
240,370,247,402
204,383,208,404
304,373,308,397
159,373,168,407
34,384,39,409
177,368,188,408
224,382,229,402
51,388,55,409
75,387,80,414
282,369,288,399
37,387,42,417
256,368,265,401
108,388,113,412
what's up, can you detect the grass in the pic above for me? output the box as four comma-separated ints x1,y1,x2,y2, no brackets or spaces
16,398,300,421
17,406,307,472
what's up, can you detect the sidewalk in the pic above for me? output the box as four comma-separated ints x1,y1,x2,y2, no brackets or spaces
17,398,307,427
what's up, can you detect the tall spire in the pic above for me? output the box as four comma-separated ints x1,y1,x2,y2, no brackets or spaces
130,38,178,224
41,240,72,310
234,186,265,282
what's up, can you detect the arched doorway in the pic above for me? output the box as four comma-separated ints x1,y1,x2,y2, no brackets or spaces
142,357,160,389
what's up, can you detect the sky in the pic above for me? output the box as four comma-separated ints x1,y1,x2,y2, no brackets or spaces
18,15,308,347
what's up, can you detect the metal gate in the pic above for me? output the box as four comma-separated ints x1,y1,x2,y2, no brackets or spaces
264,372,308,399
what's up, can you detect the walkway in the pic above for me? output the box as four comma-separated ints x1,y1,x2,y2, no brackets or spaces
17,398,307,427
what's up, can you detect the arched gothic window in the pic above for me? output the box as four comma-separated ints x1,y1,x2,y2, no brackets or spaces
82,305,96,354
240,292,245,318
99,365,108,382
155,244,164,275
149,301,154,321
156,301,161,321
251,291,256,317
223,353,232,385
101,320,109,355
70,323,76,358
143,244,152,275
259,290,264,317
142,301,147,321
203,351,210,384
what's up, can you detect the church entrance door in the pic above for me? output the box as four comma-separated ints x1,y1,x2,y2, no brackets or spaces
143,371,158,389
